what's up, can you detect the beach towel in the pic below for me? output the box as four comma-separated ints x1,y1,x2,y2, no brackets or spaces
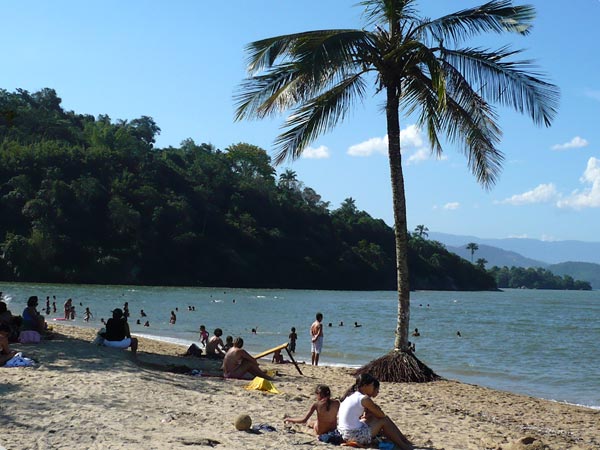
3,352,35,367
245,377,280,394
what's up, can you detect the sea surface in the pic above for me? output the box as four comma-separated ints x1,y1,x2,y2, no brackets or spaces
2,282,599,409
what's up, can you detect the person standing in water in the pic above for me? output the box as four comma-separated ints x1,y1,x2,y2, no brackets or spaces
310,312,324,366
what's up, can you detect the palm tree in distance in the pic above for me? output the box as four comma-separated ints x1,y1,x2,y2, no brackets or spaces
476,257,488,269
466,242,479,262
414,224,429,238
235,0,558,382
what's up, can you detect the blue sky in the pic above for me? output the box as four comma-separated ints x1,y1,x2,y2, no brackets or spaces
2,1,599,242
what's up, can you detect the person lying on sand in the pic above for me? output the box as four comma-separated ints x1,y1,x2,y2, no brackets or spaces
284,384,340,435
222,337,273,381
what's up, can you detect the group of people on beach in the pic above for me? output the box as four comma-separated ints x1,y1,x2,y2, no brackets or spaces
284,374,413,449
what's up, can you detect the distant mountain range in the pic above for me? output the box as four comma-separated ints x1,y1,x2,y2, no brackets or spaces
429,232,600,265
428,232,600,289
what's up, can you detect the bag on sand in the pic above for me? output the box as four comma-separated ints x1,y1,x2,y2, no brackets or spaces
18,330,41,344
4,352,35,368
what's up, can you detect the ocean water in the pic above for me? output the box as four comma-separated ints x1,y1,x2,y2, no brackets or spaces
2,282,599,409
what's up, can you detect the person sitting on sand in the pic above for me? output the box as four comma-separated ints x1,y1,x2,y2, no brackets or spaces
100,308,138,356
223,335,233,352
284,384,340,435
205,328,225,358
0,324,18,366
22,296,46,333
222,337,273,381
272,349,284,364
0,301,20,343
337,373,413,450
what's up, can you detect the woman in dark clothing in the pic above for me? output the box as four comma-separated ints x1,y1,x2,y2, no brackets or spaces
101,308,138,355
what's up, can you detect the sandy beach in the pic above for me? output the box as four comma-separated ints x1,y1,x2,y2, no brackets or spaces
1,324,597,450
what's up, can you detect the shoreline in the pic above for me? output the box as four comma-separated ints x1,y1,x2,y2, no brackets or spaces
64,322,600,411
2,323,598,449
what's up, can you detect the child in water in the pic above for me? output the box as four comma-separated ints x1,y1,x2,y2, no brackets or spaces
83,307,93,322
284,384,340,435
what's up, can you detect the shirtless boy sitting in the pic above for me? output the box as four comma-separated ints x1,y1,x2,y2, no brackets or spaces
205,328,225,359
222,337,273,381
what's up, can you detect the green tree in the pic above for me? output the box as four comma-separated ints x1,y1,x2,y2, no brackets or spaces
466,242,479,262
476,257,488,269
235,0,558,381
414,224,429,238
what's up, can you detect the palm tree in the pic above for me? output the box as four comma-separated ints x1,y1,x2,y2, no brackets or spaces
414,224,429,238
466,242,479,262
235,0,558,382
278,169,299,190
476,257,488,269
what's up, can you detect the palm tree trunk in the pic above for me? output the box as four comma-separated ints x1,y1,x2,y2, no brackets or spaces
386,85,410,352
353,85,439,383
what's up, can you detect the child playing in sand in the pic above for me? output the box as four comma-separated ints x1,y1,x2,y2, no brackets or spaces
272,349,284,364
199,325,209,347
284,384,340,435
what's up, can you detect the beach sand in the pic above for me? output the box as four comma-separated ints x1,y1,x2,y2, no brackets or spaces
1,324,597,450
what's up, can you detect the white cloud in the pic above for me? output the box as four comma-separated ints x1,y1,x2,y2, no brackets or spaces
302,145,330,159
347,124,439,163
551,136,589,151
443,202,460,210
347,136,387,156
400,124,424,148
498,183,558,205
407,148,429,164
557,157,600,209
507,233,529,239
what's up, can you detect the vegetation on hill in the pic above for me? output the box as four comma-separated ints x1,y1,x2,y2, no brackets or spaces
0,88,496,291
547,262,600,290
488,266,591,290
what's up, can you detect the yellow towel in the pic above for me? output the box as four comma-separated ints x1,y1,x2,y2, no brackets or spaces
245,377,280,394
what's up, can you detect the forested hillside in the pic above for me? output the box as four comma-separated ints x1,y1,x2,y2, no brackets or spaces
0,88,496,291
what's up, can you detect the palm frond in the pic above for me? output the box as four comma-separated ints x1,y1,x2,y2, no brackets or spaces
273,74,367,164
237,30,372,122
417,0,535,44
234,64,302,121
359,0,418,28
245,30,371,74
441,46,559,127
